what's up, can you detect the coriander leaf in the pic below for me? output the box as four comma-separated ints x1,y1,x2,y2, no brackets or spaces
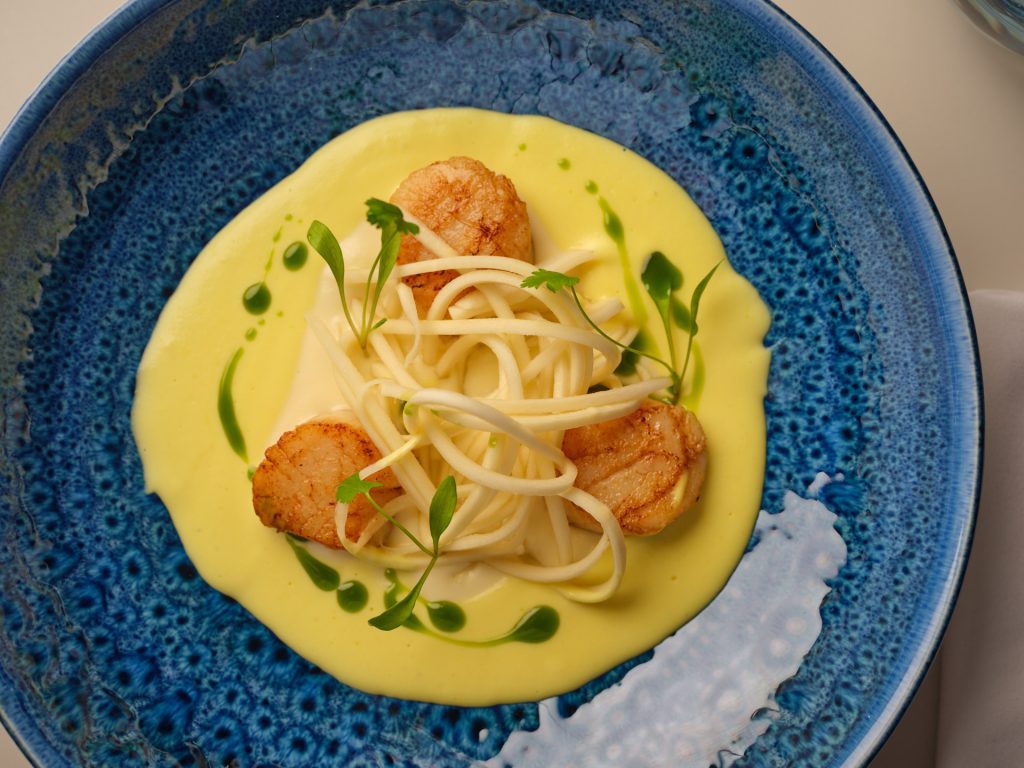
521,269,580,293
369,560,434,630
365,198,419,236
428,476,458,552
358,199,417,347
341,472,433,557
336,473,383,504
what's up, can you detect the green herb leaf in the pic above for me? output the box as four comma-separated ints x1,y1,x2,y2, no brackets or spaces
308,220,359,340
369,560,434,630
677,260,722,403
428,476,458,552
356,199,419,347
366,198,420,236
520,269,580,293
308,220,345,290
688,261,720,331
670,296,693,331
336,473,382,504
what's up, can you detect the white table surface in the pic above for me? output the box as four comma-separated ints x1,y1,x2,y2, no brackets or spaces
1,1,1022,766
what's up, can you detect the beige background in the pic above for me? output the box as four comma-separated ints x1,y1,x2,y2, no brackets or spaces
1,0,1022,766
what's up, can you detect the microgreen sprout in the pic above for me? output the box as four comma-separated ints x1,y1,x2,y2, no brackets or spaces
521,257,720,405
337,474,457,631
308,198,419,350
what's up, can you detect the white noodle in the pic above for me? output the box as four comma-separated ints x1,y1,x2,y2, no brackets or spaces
304,213,670,603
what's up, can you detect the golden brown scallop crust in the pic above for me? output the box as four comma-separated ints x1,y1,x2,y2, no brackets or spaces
562,401,708,536
389,156,533,315
252,420,403,548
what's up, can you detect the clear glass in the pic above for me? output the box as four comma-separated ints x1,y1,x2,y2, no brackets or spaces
954,0,1024,53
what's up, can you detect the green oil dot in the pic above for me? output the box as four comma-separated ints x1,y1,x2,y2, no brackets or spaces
518,143,527,151
504,605,559,644
284,213,293,221
244,328,257,341
585,180,599,194
337,581,369,613
598,197,624,244
283,241,308,271
286,535,340,591
427,601,466,633
242,282,271,315
557,157,571,170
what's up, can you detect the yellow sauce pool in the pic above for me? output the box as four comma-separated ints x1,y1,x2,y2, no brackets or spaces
131,108,771,706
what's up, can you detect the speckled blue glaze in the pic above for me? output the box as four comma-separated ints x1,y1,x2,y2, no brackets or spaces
0,1,980,767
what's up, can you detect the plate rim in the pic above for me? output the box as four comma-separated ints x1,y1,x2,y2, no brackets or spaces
739,0,983,764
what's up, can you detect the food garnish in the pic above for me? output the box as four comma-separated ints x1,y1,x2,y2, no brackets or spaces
338,474,457,630
521,256,720,405
307,198,419,350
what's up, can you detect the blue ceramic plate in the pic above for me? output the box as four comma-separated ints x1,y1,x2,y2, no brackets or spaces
0,1,981,766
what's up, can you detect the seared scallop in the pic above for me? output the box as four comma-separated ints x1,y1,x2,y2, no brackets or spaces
389,156,533,315
252,418,402,548
562,401,708,535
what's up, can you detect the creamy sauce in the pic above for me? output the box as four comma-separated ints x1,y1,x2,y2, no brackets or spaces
132,109,772,705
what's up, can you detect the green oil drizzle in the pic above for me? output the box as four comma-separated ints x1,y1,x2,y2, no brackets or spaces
337,580,369,613
380,570,558,646
272,225,284,243
242,282,272,315
217,348,248,462
283,242,308,271
557,157,571,170
584,180,599,194
284,549,560,643
286,535,340,591
597,196,646,325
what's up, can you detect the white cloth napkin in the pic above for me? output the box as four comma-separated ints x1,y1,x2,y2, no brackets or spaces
872,289,1024,767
